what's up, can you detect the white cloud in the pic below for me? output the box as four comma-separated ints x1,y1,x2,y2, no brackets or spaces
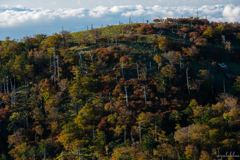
0,4,239,40
222,4,240,22
88,6,109,17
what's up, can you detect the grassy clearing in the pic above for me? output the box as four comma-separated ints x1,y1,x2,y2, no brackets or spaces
70,23,145,42
70,23,155,52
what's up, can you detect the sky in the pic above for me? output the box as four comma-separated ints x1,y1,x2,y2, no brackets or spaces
0,0,240,40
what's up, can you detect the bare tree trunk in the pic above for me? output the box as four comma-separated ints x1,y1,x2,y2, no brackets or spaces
53,47,56,83
26,112,28,129
136,62,139,80
124,83,129,107
56,56,60,80
10,78,13,93
10,88,13,104
78,50,82,67
44,148,46,160
142,85,147,106
78,147,81,160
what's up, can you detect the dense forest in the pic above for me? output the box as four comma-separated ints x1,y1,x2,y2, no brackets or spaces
1,17,240,160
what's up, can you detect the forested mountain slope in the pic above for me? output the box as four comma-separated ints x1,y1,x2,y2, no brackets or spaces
0,17,240,160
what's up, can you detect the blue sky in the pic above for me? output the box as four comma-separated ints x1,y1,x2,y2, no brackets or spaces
0,0,240,40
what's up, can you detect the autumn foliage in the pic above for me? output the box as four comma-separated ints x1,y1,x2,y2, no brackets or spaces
0,18,240,160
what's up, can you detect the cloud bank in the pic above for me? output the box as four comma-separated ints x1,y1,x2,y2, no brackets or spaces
0,4,240,40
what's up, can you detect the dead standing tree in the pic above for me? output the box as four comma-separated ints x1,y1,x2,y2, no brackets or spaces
89,29,102,49
56,55,60,80
50,47,61,83
136,61,140,80
53,47,56,82
76,49,83,67
50,47,57,83
141,85,147,106
124,83,129,107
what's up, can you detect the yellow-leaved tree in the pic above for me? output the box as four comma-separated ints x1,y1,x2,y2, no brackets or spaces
58,102,99,158
161,64,176,85
153,55,163,68
202,26,215,40
156,36,173,52
199,150,212,160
